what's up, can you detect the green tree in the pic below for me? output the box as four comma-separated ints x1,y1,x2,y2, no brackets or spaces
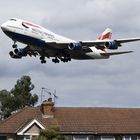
38,126,68,140
0,90,15,118
0,75,38,118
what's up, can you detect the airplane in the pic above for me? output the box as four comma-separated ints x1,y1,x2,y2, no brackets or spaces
1,18,140,64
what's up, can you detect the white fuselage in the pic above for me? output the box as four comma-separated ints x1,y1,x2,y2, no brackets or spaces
1,18,74,43
1,18,109,60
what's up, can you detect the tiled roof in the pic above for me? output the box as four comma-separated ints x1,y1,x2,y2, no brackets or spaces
0,107,54,134
1,107,140,134
55,107,140,134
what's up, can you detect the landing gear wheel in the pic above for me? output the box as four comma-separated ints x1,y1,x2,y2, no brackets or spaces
60,56,71,63
56,59,60,63
40,56,45,60
41,60,46,64
68,57,71,61
40,56,46,64
52,58,60,63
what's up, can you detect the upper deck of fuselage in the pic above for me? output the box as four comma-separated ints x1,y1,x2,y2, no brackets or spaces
1,18,75,43
1,18,43,31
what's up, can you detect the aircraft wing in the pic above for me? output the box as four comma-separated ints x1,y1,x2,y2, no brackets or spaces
100,51,133,56
46,40,105,49
44,37,140,50
115,38,140,43
81,38,140,47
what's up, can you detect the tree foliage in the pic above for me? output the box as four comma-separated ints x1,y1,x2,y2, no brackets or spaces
38,126,68,140
0,75,38,118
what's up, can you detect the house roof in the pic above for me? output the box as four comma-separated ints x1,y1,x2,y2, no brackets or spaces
1,106,140,134
0,107,54,134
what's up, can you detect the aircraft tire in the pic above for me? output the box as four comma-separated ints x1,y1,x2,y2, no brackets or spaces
40,56,45,60
52,58,59,63
41,60,46,64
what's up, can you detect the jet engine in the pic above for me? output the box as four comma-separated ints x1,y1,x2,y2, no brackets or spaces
14,48,27,57
68,42,82,50
105,41,119,50
9,51,22,59
9,48,27,59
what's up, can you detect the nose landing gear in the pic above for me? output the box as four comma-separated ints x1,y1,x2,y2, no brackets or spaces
12,41,18,48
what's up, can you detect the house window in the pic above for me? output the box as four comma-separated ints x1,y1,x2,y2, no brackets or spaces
101,136,115,140
73,136,89,140
137,136,140,140
24,135,31,140
17,136,31,140
123,136,137,140
123,136,131,140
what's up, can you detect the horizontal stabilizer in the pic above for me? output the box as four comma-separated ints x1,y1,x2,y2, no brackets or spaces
101,51,133,56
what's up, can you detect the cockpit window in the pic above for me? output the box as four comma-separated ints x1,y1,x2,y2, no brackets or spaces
10,19,17,21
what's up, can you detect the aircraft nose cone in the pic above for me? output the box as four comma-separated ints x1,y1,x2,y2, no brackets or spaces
1,23,7,31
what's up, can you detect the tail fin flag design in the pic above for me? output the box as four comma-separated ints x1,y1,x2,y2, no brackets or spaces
98,28,112,40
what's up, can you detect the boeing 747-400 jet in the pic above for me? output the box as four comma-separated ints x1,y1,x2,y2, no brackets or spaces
1,18,140,64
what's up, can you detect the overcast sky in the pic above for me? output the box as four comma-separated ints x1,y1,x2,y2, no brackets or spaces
0,0,140,107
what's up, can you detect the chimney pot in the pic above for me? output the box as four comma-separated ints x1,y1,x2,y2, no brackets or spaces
41,98,54,117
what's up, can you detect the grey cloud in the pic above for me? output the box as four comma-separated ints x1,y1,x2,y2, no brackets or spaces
2,0,139,38
0,0,140,107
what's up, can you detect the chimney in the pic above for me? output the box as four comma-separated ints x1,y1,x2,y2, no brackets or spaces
41,98,54,118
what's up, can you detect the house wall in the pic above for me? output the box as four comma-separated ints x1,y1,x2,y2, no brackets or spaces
0,134,139,140
0,134,16,140
17,123,42,140
64,135,139,140
25,124,41,134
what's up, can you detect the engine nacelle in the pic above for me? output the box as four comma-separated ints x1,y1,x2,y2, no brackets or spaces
105,41,118,50
9,51,22,59
14,48,27,57
68,42,82,50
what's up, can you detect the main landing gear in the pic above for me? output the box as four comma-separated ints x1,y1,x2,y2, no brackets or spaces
39,55,71,64
52,57,60,63
51,56,71,64
60,57,71,63
40,56,46,64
